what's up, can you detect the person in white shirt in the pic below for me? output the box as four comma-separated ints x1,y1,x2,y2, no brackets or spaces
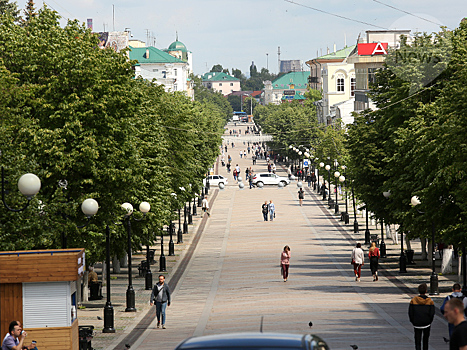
351,243,364,282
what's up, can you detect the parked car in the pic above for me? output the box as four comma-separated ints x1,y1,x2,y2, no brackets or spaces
252,173,290,187
174,332,330,350
203,175,228,187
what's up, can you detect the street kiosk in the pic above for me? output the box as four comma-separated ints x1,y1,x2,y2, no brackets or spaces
0,248,85,350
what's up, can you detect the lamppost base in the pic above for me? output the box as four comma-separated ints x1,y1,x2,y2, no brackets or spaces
159,255,167,272
364,228,371,245
188,213,193,224
193,203,197,215
168,241,175,256
334,204,339,215
344,213,349,224
430,273,439,295
183,222,188,234
197,197,202,207
125,287,136,312
103,303,115,333
177,229,183,243
145,270,153,290
399,252,407,273
353,220,359,233
380,241,387,258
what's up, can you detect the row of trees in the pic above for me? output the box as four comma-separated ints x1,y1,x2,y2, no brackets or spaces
347,23,467,247
0,6,225,263
253,88,347,166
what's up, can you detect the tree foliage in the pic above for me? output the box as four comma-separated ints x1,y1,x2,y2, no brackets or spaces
0,7,224,262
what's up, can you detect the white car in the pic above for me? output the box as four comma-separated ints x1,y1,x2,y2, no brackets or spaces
252,173,290,186
203,175,228,187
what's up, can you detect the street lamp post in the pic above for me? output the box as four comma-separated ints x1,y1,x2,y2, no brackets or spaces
341,166,349,224
325,164,332,207
315,158,320,193
319,162,325,195
364,208,370,244
351,184,359,233
380,218,387,258
334,169,340,215
177,207,183,243
159,228,167,272
411,196,439,295
183,204,189,233
103,225,115,333
192,196,197,216
121,201,150,312
399,226,407,273
188,200,193,224
1,166,41,212
168,223,175,256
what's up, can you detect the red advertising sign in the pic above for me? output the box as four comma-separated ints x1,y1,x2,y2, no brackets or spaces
358,42,388,55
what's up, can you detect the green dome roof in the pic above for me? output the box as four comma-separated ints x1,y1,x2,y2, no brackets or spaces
168,40,187,52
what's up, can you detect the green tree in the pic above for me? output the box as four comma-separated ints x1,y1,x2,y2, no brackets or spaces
23,0,36,23
227,94,241,111
0,0,19,20
210,64,223,72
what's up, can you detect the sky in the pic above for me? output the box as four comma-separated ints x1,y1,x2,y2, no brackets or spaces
17,0,465,75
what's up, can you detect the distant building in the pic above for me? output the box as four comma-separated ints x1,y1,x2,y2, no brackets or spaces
164,37,193,76
263,71,309,105
279,60,302,73
130,44,193,99
347,30,411,113
129,39,146,48
201,72,241,96
305,45,356,125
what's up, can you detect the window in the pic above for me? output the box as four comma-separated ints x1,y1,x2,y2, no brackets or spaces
368,68,377,85
230,83,233,86
162,71,166,78
152,69,159,72
337,76,345,92
351,77,356,96
173,84,177,91
219,83,222,86
174,69,177,76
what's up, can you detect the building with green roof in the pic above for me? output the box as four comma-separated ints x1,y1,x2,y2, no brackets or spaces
164,34,193,74
202,72,241,96
263,71,310,105
130,45,193,99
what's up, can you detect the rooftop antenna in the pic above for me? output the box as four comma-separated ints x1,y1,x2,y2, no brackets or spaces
176,31,178,41
260,316,264,333
344,32,347,47
145,29,150,46
277,46,281,73
112,4,115,31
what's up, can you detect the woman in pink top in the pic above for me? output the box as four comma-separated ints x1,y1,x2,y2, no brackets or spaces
281,245,291,282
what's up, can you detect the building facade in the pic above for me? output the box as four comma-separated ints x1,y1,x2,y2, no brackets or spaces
263,71,309,105
201,72,241,96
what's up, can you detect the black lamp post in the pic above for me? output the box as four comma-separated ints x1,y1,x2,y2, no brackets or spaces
1,166,41,212
183,204,188,233
121,201,150,312
364,208,371,244
334,164,340,215
462,246,466,297
168,223,175,256
351,184,359,233
411,195,438,295
192,196,197,216
399,226,407,273
188,201,193,224
177,207,183,243
145,239,153,290
326,164,331,205
315,159,320,193
103,225,115,333
380,218,387,258
159,228,167,272
198,189,203,207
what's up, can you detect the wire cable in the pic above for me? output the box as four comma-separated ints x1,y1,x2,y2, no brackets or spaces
284,0,388,30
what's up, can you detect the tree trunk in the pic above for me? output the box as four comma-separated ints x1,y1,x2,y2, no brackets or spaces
405,235,412,251
441,247,453,274
113,256,121,274
120,254,128,268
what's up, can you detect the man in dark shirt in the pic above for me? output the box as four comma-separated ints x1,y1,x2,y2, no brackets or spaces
408,283,435,350
444,298,467,350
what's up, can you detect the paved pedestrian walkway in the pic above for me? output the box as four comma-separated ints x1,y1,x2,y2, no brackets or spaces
81,123,461,350
127,124,458,350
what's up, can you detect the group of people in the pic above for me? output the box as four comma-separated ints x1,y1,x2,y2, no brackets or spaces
409,282,467,350
261,200,275,221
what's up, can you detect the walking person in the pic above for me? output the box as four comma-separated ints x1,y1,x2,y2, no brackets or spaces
269,200,275,221
443,298,467,350
440,283,467,337
262,201,269,221
368,242,380,281
351,243,364,282
150,275,171,329
298,188,305,206
202,195,210,217
281,245,291,282
409,283,435,350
